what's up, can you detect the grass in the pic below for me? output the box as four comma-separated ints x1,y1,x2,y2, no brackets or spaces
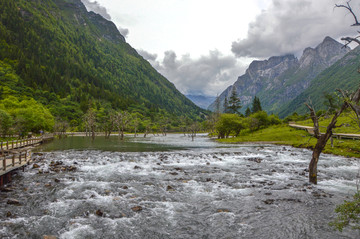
219,124,360,158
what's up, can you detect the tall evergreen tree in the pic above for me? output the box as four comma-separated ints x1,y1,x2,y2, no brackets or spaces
223,98,229,113
251,96,262,113
228,87,242,114
215,95,221,114
245,107,251,117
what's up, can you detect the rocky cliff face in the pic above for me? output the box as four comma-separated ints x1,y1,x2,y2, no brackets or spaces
208,37,350,114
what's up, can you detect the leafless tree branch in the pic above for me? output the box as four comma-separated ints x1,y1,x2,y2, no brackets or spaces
335,0,360,26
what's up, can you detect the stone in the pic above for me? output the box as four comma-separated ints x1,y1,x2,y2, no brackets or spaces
1,187,14,192
33,164,40,169
123,185,128,189
54,178,60,183
248,157,262,163
95,209,104,217
263,199,275,205
43,235,57,239
7,199,21,205
6,211,12,217
131,206,143,212
166,185,175,191
217,209,230,213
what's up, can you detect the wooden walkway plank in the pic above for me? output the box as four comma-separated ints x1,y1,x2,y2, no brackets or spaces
288,123,360,140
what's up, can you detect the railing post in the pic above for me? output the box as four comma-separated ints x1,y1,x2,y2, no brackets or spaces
3,155,6,171
12,154,15,166
6,141,8,150
12,140,14,149
19,153,22,164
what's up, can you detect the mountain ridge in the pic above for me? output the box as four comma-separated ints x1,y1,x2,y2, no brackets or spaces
208,36,350,115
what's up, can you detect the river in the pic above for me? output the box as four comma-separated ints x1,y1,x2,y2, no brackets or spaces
0,134,359,238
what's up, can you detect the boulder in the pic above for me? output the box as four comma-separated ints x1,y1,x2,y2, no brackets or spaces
95,209,104,217
263,199,275,205
7,199,21,205
131,206,143,212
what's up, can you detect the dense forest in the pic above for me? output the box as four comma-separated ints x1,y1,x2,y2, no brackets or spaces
0,0,205,135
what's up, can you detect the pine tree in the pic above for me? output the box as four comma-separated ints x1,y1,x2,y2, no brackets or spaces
245,107,251,117
223,97,229,113
215,95,221,114
228,87,241,114
251,96,262,113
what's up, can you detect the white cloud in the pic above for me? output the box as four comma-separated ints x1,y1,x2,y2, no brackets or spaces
81,0,112,20
139,50,248,96
231,0,359,58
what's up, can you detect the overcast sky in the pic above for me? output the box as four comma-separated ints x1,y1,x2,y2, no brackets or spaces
82,0,359,97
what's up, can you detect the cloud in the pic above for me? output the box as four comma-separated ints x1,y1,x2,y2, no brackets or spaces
118,27,129,38
81,0,112,20
231,0,358,58
139,49,247,96
138,49,158,62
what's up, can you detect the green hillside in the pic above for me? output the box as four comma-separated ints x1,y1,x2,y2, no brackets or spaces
278,46,360,118
0,0,204,127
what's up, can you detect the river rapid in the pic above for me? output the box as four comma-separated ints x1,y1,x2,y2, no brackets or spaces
0,134,359,239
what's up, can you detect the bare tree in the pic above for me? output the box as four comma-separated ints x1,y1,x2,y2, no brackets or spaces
131,113,142,137
54,119,69,138
159,117,169,136
84,108,96,140
104,112,116,138
188,122,200,141
114,111,131,140
305,1,360,184
336,0,360,46
143,119,152,138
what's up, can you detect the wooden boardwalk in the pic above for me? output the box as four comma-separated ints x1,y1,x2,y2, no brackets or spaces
0,136,53,185
288,123,360,140
1,137,46,151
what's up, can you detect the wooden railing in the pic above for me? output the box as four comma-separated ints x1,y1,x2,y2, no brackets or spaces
0,150,32,175
0,135,54,151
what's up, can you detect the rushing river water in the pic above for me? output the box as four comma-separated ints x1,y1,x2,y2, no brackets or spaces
0,134,360,239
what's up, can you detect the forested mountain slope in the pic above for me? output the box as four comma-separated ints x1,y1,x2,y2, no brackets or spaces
0,0,203,125
277,46,360,117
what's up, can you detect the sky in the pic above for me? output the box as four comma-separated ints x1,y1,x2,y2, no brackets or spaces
81,0,359,97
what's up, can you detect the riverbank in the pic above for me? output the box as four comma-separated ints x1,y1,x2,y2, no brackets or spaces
218,124,360,158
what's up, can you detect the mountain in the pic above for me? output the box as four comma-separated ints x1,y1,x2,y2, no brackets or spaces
186,95,216,109
0,0,204,124
208,37,350,115
278,46,360,117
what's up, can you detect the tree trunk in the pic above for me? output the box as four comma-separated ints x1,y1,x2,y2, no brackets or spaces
307,102,348,184
309,135,329,184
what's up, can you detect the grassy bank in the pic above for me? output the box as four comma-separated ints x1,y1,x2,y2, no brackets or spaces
218,124,360,158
